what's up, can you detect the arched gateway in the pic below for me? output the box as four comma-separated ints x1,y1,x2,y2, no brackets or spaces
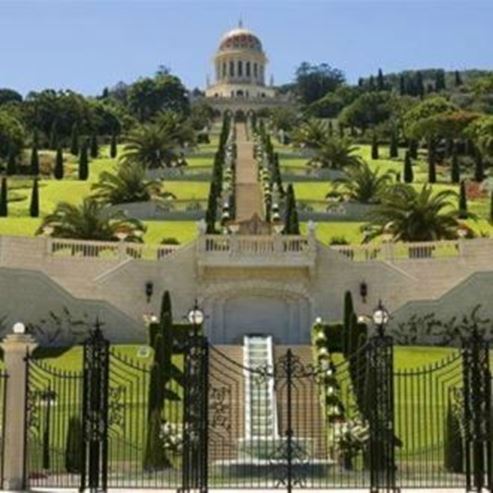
201,281,313,344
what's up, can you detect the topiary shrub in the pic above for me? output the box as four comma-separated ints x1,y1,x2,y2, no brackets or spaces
65,416,83,474
444,400,464,473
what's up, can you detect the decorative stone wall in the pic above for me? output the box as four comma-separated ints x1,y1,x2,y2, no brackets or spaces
1,233,493,345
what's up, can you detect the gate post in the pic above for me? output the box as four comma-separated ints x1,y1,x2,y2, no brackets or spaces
81,321,110,493
367,325,396,493
0,326,37,490
462,327,492,493
181,336,208,493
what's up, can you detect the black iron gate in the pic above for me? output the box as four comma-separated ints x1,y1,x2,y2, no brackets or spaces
23,324,491,492
199,331,397,492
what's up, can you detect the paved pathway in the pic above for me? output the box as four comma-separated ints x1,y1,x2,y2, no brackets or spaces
234,123,264,222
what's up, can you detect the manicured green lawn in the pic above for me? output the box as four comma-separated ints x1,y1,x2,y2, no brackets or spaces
301,221,365,244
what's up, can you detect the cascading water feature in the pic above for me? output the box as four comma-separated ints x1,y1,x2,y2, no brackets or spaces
243,335,278,445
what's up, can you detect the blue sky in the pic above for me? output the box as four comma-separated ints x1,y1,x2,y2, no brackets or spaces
0,0,491,96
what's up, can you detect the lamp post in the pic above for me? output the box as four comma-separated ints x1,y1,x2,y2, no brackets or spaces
372,300,390,336
41,389,57,471
187,299,205,339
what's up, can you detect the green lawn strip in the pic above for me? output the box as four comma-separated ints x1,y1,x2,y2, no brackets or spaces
0,217,42,236
27,345,184,472
301,221,365,244
143,221,197,244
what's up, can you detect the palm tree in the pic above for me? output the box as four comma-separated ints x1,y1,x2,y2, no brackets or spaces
37,198,145,242
91,162,174,205
292,119,328,149
121,123,177,169
154,111,196,147
365,184,461,242
310,137,362,169
333,162,393,204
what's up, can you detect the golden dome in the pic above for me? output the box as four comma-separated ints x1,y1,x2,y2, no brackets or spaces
219,25,263,53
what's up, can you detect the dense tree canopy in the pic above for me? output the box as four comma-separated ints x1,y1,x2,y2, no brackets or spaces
0,89,22,106
339,92,394,131
403,96,458,139
127,74,189,122
294,62,345,105
0,110,25,159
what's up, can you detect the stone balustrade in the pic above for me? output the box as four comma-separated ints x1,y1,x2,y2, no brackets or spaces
1,234,493,267
200,234,314,256
330,239,464,262
45,237,180,261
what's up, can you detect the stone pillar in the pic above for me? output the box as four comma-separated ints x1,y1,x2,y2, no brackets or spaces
0,330,38,491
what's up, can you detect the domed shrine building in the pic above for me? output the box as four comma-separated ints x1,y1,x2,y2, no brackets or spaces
205,22,289,115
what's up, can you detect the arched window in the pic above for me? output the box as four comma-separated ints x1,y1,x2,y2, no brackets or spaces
246,61,251,77
229,61,235,77
253,63,258,78
238,60,243,77
222,62,227,79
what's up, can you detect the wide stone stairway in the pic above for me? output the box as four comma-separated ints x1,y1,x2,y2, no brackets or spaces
234,122,264,222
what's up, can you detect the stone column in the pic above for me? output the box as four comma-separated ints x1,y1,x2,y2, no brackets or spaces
0,330,38,491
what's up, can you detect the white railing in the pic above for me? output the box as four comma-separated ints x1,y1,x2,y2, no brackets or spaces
47,238,180,261
201,234,314,257
330,240,463,262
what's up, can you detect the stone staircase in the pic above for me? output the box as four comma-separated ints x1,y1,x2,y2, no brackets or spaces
243,335,277,439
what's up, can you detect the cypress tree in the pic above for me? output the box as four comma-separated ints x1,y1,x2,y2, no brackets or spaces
78,142,89,180
6,146,17,176
435,69,446,91
389,132,398,159
399,74,406,96
368,75,375,91
284,184,299,234
30,144,40,176
474,148,485,182
338,123,344,138
458,180,468,219
428,139,437,183
159,291,172,331
444,403,464,473
90,135,99,159
70,123,79,156
342,291,354,358
54,147,64,180
416,71,425,98
377,68,385,91
403,151,414,183
65,416,83,474
110,132,118,159
143,408,168,471
30,178,39,218
371,134,379,160
409,140,418,160
454,70,463,87
0,177,7,217
451,144,460,184
49,120,58,150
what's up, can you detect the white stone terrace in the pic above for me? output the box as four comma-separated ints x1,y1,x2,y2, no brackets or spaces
1,232,493,267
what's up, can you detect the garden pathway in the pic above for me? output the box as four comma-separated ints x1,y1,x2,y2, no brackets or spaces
234,122,264,222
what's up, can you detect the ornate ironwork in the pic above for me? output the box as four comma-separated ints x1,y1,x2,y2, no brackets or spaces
107,385,124,429
182,337,208,493
462,327,492,492
209,385,231,432
81,321,110,493
367,331,397,493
